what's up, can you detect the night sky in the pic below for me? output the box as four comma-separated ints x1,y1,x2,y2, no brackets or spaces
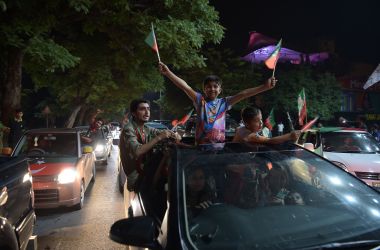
210,0,379,66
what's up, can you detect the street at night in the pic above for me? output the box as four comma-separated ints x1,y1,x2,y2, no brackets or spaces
1,1,380,250
34,146,124,250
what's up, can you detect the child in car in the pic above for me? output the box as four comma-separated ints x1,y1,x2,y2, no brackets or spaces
233,106,300,144
159,62,277,145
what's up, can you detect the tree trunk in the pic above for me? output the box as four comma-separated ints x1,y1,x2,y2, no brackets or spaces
65,105,83,128
1,47,24,125
76,105,89,126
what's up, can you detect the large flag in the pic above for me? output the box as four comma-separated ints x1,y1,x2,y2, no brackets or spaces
265,39,282,69
248,31,277,51
264,108,276,131
363,64,380,90
145,23,161,61
298,88,307,126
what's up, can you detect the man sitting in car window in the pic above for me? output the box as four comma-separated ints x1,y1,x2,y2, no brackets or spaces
80,117,104,149
119,99,180,216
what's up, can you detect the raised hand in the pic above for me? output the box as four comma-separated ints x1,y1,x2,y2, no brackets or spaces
158,62,171,76
265,76,277,89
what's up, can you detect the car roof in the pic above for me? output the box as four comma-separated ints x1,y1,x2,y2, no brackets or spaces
175,142,299,155
306,127,367,133
26,128,79,134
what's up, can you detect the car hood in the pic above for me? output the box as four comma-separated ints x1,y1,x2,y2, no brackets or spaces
29,158,77,176
324,152,380,173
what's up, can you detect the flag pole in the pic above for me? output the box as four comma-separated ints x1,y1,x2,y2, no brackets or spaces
151,23,161,62
271,38,282,78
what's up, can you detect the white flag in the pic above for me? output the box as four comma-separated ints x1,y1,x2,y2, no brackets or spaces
363,63,380,89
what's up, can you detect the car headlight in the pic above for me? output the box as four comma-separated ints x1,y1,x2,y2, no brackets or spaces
57,168,77,184
95,144,105,152
331,161,349,172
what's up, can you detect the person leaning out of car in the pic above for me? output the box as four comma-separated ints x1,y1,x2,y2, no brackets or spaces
233,107,300,144
119,99,180,215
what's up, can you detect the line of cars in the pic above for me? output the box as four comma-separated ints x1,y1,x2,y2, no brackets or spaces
0,123,119,249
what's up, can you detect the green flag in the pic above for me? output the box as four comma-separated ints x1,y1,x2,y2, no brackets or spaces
145,23,161,61
298,88,307,125
264,108,276,130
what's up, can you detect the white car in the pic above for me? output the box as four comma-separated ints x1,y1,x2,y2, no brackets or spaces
297,127,380,189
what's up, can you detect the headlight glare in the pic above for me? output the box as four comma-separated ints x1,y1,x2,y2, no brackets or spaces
57,168,77,184
95,144,105,152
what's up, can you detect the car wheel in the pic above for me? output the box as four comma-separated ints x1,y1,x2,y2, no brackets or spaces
91,164,96,183
118,170,124,194
73,180,85,210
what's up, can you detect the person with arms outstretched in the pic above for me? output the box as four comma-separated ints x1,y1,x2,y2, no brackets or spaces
159,62,277,144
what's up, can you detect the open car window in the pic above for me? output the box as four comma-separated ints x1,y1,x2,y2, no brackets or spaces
181,145,380,250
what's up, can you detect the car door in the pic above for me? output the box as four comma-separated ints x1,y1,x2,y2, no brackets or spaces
78,133,92,186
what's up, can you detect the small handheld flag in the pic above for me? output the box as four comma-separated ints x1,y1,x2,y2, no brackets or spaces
145,23,161,62
171,109,194,131
297,88,307,126
301,116,319,132
264,108,276,131
265,39,282,77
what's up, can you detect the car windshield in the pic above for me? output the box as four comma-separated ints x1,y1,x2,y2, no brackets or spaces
14,132,78,157
180,143,380,249
322,132,380,153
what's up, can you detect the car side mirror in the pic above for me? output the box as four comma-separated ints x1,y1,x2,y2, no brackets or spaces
109,216,160,249
2,147,12,156
82,146,93,154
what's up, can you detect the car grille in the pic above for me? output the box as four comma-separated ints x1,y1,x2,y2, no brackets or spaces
34,189,59,203
33,175,57,182
355,172,380,180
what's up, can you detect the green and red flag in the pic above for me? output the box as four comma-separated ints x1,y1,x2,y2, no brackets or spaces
298,88,307,126
264,108,276,131
265,39,282,70
171,109,194,130
301,116,319,132
145,23,161,61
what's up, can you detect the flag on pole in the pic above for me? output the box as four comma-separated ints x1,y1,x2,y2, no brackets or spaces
265,39,282,69
363,64,380,89
301,116,319,132
264,108,276,131
145,23,161,62
298,88,307,126
171,109,194,130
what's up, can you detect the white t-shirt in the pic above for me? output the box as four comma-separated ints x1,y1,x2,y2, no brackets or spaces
277,123,284,132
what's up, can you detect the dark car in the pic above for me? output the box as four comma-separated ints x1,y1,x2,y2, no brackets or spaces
0,156,35,250
111,142,380,249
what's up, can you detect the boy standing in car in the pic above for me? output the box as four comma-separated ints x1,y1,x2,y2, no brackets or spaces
159,62,276,145
119,99,179,216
